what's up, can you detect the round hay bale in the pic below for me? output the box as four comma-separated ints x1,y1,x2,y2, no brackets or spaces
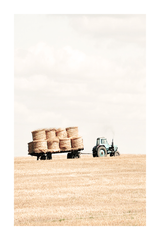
28,142,34,154
66,126,79,138
71,136,84,149
47,138,59,151
32,140,47,153
56,128,67,139
45,128,56,139
59,138,71,150
32,129,46,141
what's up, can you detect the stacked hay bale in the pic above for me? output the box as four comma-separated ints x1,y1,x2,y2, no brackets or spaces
28,126,84,155
66,126,79,138
27,129,47,154
55,128,70,151
28,142,34,154
32,129,47,153
59,138,71,151
45,128,56,139
66,126,84,150
33,140,48,153
56,128,70,151
56,128,67,139
47,138,60,152
45,128,60,152
32,129,46,141
71,136,84,149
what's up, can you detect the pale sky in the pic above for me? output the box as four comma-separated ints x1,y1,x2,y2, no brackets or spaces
14,14,146,156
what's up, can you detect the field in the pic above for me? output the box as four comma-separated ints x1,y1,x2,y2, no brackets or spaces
14,154,146,226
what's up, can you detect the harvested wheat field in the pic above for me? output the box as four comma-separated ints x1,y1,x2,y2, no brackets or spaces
14,154,146,226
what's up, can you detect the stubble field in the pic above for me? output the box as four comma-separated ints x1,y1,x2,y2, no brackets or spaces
14,154,146,226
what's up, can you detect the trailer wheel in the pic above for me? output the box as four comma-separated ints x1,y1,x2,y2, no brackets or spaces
47,152,52,160
40,154,46,160
67,153,72,159
97,146,107,157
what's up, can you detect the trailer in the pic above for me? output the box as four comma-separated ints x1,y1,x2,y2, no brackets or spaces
29,147,84,160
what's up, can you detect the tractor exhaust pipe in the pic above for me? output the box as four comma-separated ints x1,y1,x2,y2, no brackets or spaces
111,139,114,148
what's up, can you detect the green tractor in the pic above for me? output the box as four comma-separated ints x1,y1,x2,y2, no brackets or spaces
92,137,120,157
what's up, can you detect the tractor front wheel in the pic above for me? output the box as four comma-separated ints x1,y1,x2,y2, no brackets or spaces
114,151,120,156
97,146,107,157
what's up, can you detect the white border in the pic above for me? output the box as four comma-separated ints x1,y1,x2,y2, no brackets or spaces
1,0,160,239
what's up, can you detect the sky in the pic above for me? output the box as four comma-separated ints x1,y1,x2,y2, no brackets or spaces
14,14,146,156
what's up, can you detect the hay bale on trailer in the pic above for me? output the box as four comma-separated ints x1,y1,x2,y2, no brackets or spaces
47,138,60,152
32,129,46,141
56,128,67,139
45,128,56,140
28,142,34,154
71,136,84,149
28,126,84,159
59,138,71,151
32,140,48,153
66,126,79,138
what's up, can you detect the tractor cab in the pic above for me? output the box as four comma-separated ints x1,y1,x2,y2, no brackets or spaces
96,137,110,148
92,137,120,157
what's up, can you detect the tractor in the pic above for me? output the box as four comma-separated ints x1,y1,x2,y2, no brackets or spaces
92,137,120,157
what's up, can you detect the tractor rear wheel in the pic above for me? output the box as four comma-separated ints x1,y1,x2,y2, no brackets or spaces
93,150,97,157
97,146,107,157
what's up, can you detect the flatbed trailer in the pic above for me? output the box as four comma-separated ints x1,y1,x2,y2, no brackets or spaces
28,147,84,160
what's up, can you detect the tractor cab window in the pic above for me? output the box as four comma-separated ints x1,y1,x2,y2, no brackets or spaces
96,139,100,145
101,139,107,145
